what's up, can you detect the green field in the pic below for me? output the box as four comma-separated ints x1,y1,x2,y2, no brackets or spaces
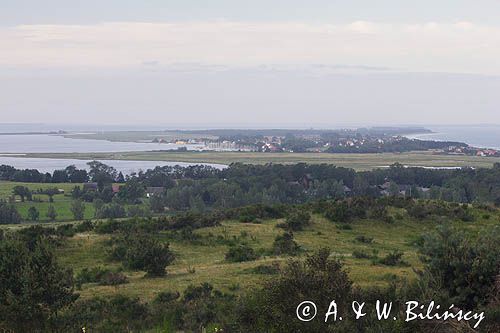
18,151,500,170
0,181,95,221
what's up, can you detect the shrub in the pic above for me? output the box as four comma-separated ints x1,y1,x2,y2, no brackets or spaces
109,233,175,277
376,250,406,266
283,210,311,231
225,244,259,262
247,263,281,275
352,250,377,259
96,203,126,219
272,232,301,255
355,235,373,244
417,225,500,309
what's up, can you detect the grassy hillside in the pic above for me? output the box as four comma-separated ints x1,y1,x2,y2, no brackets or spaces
38,207,498,301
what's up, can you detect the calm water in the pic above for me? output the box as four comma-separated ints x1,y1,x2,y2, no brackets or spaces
407,125,500,149
0,134,220,173
0,156,226,174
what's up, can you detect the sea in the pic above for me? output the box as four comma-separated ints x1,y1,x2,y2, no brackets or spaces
406,125,500,150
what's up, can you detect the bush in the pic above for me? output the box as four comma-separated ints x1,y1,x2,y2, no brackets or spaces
283,210,311,231
96,203,126,219
272,232,301,255
74,220,94,233
109,233,175,277
417,225,500,309
355,235,373,244
75,266,128,288
352,249,377,259
376,250,406,266
225,244,259,262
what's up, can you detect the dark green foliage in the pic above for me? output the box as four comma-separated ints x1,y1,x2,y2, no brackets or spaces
126,205,151,218
352,249,378,259
117,178,145,204
0,203,21,224
59,295,149,332
12,185,32,202
46,204,57,221
241,248,353,332
225,244,259,262
28,206,40,221
272,231,301,255
376,250,406,266
417,225,500,309
282,210,311,231
70,199,85,220
74,220,94,233
0,238,78,331
95,203,126,219
75,266,127,288
355,235,374,244
109,233,175,277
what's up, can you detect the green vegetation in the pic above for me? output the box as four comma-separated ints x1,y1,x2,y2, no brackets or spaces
1,162,500,331
0,202,498,331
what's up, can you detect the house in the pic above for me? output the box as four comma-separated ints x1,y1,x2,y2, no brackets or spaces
83,182,98,191
146,187,165,198
112,184,121,194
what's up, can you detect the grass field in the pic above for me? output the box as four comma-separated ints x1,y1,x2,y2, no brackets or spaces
19,151,500,170
30,208,497,301
0,181,95,221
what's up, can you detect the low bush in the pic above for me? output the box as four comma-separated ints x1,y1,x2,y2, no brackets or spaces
225,244,259,262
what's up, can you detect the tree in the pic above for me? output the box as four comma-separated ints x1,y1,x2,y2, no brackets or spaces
70,200,85,220
46,205,57,221
0,203,21,224
87,161,118,190
0,238,79,331
150,194,166,213
41,187,60,203
27,206,40,221
12,185,32,202
117,178,145,204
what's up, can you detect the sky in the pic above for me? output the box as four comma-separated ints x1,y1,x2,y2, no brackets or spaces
1,1,499,127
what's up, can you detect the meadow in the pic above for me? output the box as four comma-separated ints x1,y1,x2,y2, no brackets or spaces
32,207,499,302
0,181,95,221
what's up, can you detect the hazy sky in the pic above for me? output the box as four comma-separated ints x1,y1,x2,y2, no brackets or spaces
1,1,499,126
